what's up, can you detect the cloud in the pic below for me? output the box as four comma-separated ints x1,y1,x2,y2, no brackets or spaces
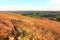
49,0,60,4
0,6,60,11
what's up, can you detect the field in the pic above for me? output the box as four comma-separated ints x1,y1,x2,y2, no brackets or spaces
0,11,60,40
13,11,60,21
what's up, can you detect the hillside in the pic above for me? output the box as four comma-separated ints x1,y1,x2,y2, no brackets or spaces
13,11,60,21
0,12,60,40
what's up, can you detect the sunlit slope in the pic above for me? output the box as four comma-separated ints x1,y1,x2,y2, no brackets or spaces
0,12,60,35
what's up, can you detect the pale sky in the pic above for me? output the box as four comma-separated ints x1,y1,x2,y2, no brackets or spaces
0,0,60,11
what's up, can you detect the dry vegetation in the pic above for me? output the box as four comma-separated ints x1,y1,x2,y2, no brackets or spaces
0,12,60,40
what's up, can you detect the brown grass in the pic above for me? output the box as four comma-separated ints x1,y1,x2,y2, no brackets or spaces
0,12,60,40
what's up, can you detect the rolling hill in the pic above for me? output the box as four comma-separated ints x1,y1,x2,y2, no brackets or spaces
0,12,60,40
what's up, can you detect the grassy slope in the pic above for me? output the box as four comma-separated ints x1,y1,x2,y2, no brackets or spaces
0,12,60,35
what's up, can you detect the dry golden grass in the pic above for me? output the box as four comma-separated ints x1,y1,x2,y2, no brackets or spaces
0,12,60,40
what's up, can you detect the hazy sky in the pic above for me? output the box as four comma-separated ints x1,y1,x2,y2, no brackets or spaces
0,0,60,11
